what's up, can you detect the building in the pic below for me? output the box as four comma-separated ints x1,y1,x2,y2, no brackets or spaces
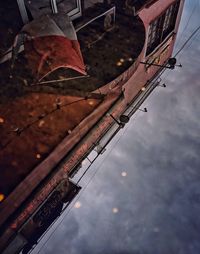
0,0,184,253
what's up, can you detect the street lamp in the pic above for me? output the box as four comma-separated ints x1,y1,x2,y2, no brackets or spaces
108,114,130,128
119,114,130,124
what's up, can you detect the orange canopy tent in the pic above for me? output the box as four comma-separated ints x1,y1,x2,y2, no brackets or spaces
12,13,86,82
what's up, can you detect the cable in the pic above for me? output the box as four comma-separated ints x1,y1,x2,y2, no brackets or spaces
0,98,89,151
34,72,165,253
21,10,200,253
180,31,199,59
35,125,128,254
175,0,197,49
174,24,200,57
30,14,200,254
31,61,169,254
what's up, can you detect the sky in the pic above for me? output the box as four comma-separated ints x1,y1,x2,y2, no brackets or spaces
33,1,200,253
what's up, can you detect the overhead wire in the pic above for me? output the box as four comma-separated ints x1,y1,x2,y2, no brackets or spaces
163,0,200,79
35,124,130,254
33,65,170,254
180,30,200,57
174,24,200,57
175,0,197,49
29,20,200,254
33,68,169,254
0,97,92,151
18,3,200,253
177,1,200,58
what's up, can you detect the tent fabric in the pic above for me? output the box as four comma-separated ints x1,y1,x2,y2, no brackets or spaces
21,14,86,81
24,35,86,81
22,15,65,38
22,14,77,40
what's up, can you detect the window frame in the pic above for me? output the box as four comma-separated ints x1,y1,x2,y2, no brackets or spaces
66,0,82,20
146,0,180,56
17,0,82,24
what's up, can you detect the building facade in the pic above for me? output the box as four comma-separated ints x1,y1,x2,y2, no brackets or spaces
0,0,184,253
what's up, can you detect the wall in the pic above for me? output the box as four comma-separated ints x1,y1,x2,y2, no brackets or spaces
123,0,184,103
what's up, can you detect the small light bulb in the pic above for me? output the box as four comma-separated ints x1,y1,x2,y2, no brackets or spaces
74,201,81,209
116,62,122,66
0,117,4,123
0,193,5,202
36,153,41,159
121,171,127,177
88,100,94,105
112,207,119,213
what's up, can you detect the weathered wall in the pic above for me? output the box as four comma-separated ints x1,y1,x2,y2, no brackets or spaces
123,0,184,103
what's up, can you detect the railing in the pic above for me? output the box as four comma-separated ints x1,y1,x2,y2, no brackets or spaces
76,6,116,32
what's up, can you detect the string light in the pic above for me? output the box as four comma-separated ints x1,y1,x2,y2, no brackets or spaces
0,193,5,202
88,100,94,106
112,207,119,213
36,154,41,159
116,61,122,66
121,171,127,177
0,97,92,151
38,120,45,128
74,201,81,209
0,117,4,123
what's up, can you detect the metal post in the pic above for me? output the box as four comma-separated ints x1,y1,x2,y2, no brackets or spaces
16,0,29,24
51,0,58,13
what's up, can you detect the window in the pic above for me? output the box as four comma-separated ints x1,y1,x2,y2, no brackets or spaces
24,0,55,18
23,0,82,21
57,0,82,20
146,0,180,56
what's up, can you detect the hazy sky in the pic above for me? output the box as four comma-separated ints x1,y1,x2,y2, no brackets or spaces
34,1,200,253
